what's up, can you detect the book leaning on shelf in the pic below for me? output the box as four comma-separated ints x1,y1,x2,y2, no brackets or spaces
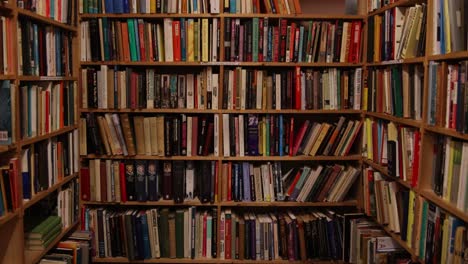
84,207,218,260
80,0,221,14
0,80,16,146
17,0,77,25
81,160,217,203
0,159,20,217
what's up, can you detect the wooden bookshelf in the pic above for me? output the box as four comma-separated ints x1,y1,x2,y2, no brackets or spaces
364,112,422,129
16,8,77,31
0,211,19,227
80,61,363,67
362,159,412,189
367,0,426,16
17,76,78,81
19,125,78,147
423,125,468,141
419,190,468,223
366,56,425,66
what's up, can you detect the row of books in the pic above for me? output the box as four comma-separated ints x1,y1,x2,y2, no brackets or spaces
220,162,359,203
81,0,221,14
18,20,74,76
427,61,468,133
39,231,92,264
223,18,362,63
81,160,218,203
0,81,15,145
82,67,219,110
85,207,218,260
21,131,80,200
17,0,76,25
432,0,468,55
362,119,421,185
430,136,468,212
367,0,398,13
365,65,423,120
20,82,77,139
222,67,362,110
25,215,63,251
0,159,19,217
368,4,427,62
57,180,79,229
81,113,216,157
81,17,219,62
222,115,362,157
0,16,13,75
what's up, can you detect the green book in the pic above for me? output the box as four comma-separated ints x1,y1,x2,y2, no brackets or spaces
158,208,170,258
419,200,428,258
127,19,137,61
26,223,62,244
102,18,110,61
194,21,199,61
26,225,62,251
26,216,62,239
392,67,403,117
175,210,184,258
252,18,259,62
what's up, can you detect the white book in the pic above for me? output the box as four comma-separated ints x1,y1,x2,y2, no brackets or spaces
186,161,195,199
297,165,323,202
394,7,407,59
80,22,88,61
268,163,275,202
222,114,230,157
228,70,234,109
212,18,218,61
353,68,362,110
206,67,213,109
340,22,349,62
238,115,244,157
240,69,247,109
457,143,468,210
186,74,195,109
212,73,219,109
163,18,174,62
210,0,220,13
214,115,219,156
275,74,281,110
256,70,263,109
101,65,108,109
261,164,271,201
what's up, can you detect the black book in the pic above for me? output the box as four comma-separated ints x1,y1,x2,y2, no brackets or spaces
124,161,136,201
222,69,229,109
172,161,185,203
124,211,136,260
172,116,181,156
158,209,170,258
87,68,98,108
154,73,161,108
138,73,146,109
211,208,218,258
96,209,105,258
200,161,211,203
134,212,144,260
197,117,208,156
316,124,336,156
89,19,101,61
85,113,103,155
249,165,256,201
162,161,172,200
229,116,236,156
147,160,160,201
224,18,231,61
135,160,147,202
210,161,216,203
21,20,32,75
130,211,142,260
1,169,13,212
164,116,172,156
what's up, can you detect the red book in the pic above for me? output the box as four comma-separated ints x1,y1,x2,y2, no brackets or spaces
232,70,237,109
286,169,303,196
119,162,127,202
411,131,421,187
450,66,458,129
81,167,91,201
181,117,187,155
227,162,232,201
289,22,296,61
130,72,137,109
294,66,301,109
121,22,131,61
45,1,50,17
278,20,287,61
137,20,146,61
288,117,294,156
172,21,181,61
239,25,244,61
225,212,232,259
349,21,362,63
258,19,264,62
191,116,199,156
9,158,19,210
202,122,214,156
291,120,310,156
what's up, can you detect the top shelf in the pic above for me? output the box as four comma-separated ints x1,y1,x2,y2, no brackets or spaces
17,8,77,32
367,0,427,16
79,13,365,20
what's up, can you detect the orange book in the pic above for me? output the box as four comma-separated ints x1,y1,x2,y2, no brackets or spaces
121,22,131,62
57,241,79,264
137,20,146,61
272,0,280,13
227,162,232,201
289,22,296,61
172,21,181,62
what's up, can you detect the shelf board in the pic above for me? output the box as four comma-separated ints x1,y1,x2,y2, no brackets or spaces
24,221,79,264
0,211,19,227
0,144,16,154
19,125,78,147
22,173,78,210
17,8,77,32
219,200,358,207
79,108,219,114
367,0,426,16
423,125,468,141
0,1,14,12
428,51,468,61
80,61,363,67
18,76,77,81
92,257,228,263
366,56,425,66
221,154,361,161
79,108,362,114
83,198,213,207
223,13,365,20
82,154,219,160
419,189,468,222
231,260,343,264
364,112,422,128
363,159,412,189
80,13,220,19
0,74,15,80
221,109,362,114
374,220,419,261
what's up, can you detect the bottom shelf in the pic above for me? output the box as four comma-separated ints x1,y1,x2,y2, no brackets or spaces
92,257,343,263
24,221,79,264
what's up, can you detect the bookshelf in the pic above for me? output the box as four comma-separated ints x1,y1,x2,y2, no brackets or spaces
0,0,80,263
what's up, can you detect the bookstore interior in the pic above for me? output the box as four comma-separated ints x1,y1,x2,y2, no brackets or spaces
0,0,467,263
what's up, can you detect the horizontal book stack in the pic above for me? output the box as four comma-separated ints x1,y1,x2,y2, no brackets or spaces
17,0,76,24
224,0,301,14
431,0,468,55
80,0,221,14
0,80,15,146
20,131,79,200
81,160,217,203
362,119,421,184
219,209,343,261
224,18,362,63
222,114,362,157
20,82,77,139
24,215,63,251
220,161,359,203
81,113,216,157
0,159,20,217
222,67,362,110
84,207,218,260
368,4,427,61
430,136,468,213
81,18,219,62
18,20,74,76
57,180,79,228
427,61,468,133
366,64,423,120
39,234,92,264
82,67,219,110
0,16,13,75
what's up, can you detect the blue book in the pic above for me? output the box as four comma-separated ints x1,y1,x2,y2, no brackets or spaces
180,18,186,61
22,172,31,200
113,0,123,13
135,160,148,201
33,24,39,75
439,0,445,54
123,0,130,13
140,213,151,259
229,0,236,13
102,18,110,60
298,26,304,62
242,162,251,201
50,0,55,19
104,0,114,13
267,26,273,62
193,0,198,13
279,115,284,156
0,81,12,145
233,163,239,201
449,217,465,256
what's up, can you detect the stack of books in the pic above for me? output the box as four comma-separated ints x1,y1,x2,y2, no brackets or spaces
25,216,63,251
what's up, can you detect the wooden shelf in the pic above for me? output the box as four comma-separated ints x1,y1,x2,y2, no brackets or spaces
428,51,468,61
419,190,468,222
20,125,78,147
0,211,19,227
82,154,219,160
80,108,219,114
222,13,365,20
374,220,419,261
363,159,412,189
423,125,468,141
93,257,228,263
18,76,77,81
80,108,362,114
22,173,79,210
232,260,344,264
367,0,426,16
221,154,361,161
83,199,214,207
80,13,221,19
0,74,15,80
364,112,422,128
0,144,16,154
366,56,425,66
0,1,14,12
221,109,362,114
24,221,79,264
80,61,363,67
219,200,358,207
17,8,77,32
79,13,365,20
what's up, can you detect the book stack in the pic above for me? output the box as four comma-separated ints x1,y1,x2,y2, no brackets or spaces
0,15,13,75
222,115,362,157
427,61,468,133
81,18,219,62
368,4,427,61
18,20,74,76
222,67,362,110
81,160,217,203
80,0,221,14
40,235,92,264
0,159,20,217
17,0,76,25
0,80,15,146
366,64,423,120
220,162,359,202
81,67,219,110
20,82,77,139
85,207,218,260
223,18,362,63
25,216,63,251
224,0,301,14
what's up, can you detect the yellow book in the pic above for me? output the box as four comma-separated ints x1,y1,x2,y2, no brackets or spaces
362,86,368,111
366,118,373,160
402,5,422,58
443,0,451,53
444,140,454,201
309,123,331,156
440,217,450,263
150,0,156,13
201,18,209,62
258,119,264,156
187,19,194,62
406,190,415,245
